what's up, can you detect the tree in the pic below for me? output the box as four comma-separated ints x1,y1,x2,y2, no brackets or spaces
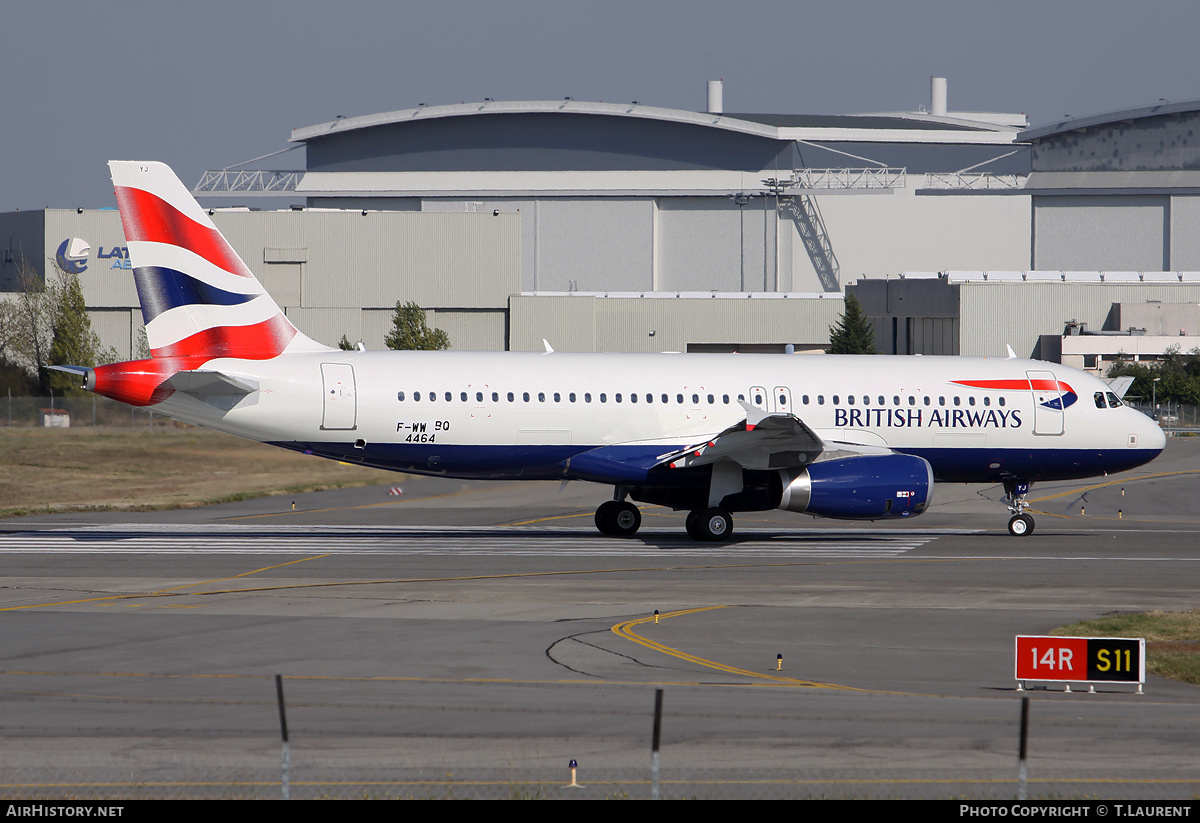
384,301,450,351
46,265,111,395
827,293,876,354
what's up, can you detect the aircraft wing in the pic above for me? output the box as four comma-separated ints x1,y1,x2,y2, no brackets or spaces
657,401,826,471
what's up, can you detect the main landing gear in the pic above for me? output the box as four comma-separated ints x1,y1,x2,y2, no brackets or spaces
1003,478,1035,537
592,491,734,542
685,507,733,542
595,498,641,537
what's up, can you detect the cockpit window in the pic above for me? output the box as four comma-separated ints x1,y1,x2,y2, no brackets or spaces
1106,392,1123,408
1094,391,1106,409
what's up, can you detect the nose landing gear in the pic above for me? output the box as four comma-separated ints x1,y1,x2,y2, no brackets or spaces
1003,479,1035,536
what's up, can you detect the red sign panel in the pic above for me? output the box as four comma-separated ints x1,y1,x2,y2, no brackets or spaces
1015,636,1145,684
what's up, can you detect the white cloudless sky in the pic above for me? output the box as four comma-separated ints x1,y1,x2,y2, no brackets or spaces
3,0,1198,210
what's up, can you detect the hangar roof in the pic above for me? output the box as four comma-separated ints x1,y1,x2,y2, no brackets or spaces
1020,98,1200,142
292,100,1023,148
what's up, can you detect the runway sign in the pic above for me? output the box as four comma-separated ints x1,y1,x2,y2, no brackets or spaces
1015,635,1145,685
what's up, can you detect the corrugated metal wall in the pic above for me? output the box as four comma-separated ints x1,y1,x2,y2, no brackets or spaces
509,294,844,353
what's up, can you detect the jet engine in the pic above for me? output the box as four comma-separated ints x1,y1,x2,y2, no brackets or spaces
777,453,933,519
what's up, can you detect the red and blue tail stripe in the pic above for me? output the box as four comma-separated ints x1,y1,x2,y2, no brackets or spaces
108,161,324,364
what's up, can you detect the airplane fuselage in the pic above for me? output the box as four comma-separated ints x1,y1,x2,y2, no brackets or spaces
145,350,1163,487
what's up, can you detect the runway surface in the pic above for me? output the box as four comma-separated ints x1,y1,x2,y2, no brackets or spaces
0,438,1198,799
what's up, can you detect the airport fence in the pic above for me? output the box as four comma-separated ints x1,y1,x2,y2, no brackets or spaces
0,393,172,428
0,675,1195,801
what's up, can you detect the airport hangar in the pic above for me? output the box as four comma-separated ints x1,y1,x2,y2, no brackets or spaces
5,82,1200,373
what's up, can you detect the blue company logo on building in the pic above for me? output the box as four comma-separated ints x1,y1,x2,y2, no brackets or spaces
56,238,91,274
55,239,131,273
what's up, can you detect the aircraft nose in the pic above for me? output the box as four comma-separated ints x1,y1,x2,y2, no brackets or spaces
1141,412,1167,453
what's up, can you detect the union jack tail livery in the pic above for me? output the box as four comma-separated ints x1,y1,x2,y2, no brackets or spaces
70,163,329,406
110,161,324,360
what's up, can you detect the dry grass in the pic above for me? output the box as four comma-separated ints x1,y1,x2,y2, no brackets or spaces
0,426,387,517
1053,611,1200,684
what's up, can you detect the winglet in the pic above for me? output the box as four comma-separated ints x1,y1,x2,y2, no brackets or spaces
737,399,769,431
1006,344,1017,359
543,339,554,353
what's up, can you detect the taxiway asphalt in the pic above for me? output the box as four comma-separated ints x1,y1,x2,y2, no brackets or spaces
0,438,1197,799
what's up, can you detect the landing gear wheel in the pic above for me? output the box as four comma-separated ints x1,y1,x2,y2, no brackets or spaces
595,500,641,537
1008,513,1035,537
688,507,733,542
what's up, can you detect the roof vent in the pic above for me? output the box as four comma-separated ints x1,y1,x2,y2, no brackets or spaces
931,77,947,117
707,79,723,115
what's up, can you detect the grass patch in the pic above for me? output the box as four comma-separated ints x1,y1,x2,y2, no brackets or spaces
0,427,388,518
1053,611,1200,684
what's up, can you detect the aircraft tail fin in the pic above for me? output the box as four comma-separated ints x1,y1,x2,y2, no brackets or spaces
108,161,328,361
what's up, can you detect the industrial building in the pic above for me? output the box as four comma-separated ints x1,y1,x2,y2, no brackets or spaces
5,81,1200,366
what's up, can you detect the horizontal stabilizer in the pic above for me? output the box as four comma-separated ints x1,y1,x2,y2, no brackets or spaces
164,369,259,397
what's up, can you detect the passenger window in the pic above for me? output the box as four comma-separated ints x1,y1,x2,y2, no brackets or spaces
677,394,684,404
923,396,931,406
429,392,436,402
661,394,668,403
693,394,700,405
616,393,623,403
802,395,809,404
847,395,854,405
445,392,452,402
476,392,483,402
523,392,530,402
600,393,607,403
554,392,561,402
507,392,514,402
538,392,545,402
817,395,825,405
569,392,576,403
723,394,730,404
492,392,499,402
984,396,990,407
708,394,714,404
630,393,638,403
584,393,592,403
999,397,1006,406
397,391,405,402
460,392,468,402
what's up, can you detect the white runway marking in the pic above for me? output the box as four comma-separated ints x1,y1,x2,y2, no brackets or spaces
0,525,955,559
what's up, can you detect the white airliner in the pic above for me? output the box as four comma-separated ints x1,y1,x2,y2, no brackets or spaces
59,162,1166,539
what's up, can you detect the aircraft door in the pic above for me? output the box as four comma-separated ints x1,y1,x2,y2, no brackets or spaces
321,363,357,430
772,386,792,414
1027,369,1064,436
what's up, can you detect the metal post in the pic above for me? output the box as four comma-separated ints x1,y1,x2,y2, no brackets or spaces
276,674,290,800
1017,697,1029,800
650,688,663,800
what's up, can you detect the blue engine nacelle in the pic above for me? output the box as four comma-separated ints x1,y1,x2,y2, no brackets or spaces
777,453,933,519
